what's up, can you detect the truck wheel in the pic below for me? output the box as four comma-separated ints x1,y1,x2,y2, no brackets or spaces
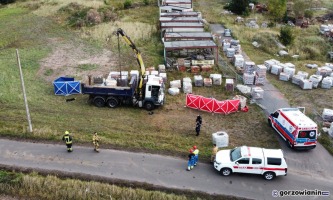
144,102,155,111
263,172,275,180
93,96,105,107
220,168,232,176
106,97,118,108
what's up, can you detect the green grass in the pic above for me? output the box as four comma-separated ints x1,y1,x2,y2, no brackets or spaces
2,170,235,200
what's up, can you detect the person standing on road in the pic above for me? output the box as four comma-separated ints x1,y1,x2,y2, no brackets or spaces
193,145,199,166
211,144,218,163
62,131,73,152
195,115,202,136
187,149,195,171
92,132,100,152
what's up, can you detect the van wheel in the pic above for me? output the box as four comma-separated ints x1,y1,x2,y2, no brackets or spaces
106,97,118,108
144,102,154,111
268,119,272,127
93,96,105,107
263,172,275,180
220,168,232,176
287,140,294,149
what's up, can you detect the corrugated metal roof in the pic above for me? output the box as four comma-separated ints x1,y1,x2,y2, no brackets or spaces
164,40,217,50
161,22,204,28
159,6,190,12
164,0,192,3
160,11,199,17
159,17,201,22
164,32,212,38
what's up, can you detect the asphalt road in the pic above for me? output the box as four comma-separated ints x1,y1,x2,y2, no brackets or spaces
0,139,332,200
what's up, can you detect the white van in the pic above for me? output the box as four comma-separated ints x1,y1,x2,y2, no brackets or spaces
214,146,287,180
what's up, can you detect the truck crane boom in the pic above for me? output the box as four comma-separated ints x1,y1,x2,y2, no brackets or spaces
115,28,145,96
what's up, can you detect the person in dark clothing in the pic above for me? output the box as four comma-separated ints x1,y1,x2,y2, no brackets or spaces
195,121,201,136
187,149,195,171
196,115,202,125
62,131,73,152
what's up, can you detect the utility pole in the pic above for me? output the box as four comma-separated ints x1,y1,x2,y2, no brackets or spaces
16,49,33,133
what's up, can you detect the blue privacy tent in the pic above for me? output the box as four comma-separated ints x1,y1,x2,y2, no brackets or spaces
53,77,81,96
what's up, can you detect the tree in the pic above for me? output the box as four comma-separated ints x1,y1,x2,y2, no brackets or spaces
268,0,287,21
227,0,250,15
293,0,313,18
279,26,295,46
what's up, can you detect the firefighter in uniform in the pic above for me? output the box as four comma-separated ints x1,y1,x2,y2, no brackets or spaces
187,149,195,171
193,145,199,166
211,144,218,163
92,132,100,152
62,131,73,152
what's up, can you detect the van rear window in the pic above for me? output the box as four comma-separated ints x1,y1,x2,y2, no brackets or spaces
267,158,282,165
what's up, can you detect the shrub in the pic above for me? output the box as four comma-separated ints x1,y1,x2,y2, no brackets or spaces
143,0,150,5
124,0,132,9
253,32,279,54
100,8,117,22
301,46,322,60
86,9,103,25
304,10,313,19
279,26,295,46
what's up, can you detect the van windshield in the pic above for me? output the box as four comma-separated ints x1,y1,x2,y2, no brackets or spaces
298,130,316,139
230,147,242,161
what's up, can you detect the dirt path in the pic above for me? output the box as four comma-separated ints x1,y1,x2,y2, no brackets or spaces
37,37,117,83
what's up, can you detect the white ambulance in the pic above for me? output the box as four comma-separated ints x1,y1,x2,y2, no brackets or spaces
214,146,287,180
268,108,317,149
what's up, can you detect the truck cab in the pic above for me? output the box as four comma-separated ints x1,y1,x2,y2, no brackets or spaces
141,76,165,110
214,146,287,180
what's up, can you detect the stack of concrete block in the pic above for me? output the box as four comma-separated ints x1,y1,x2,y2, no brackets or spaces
283,67,296,79
170,80,181,88
321,77,332,89
285,62,295,69
158,64,166,73
322,108,333,122
159,72,167,84
297,71,309,79
225,79,234,92
300,79,313,90
201,65,213,72
292,74,304,85
243,72,255,85
251,87,264,99
226,48,235,58
191,66,200,74
309,74,323,88
204,78,212,87
182,77,192,94
210,74,222,85
151,70,159,76
223,41,231,52
255,65,267,85
324,63,333,70
271,64,283,75
168,87,180,96
316,66,332,77
264,59,280,72
244,61,256,73
194,75,203,87
279,72,290,81
233,54,245,68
